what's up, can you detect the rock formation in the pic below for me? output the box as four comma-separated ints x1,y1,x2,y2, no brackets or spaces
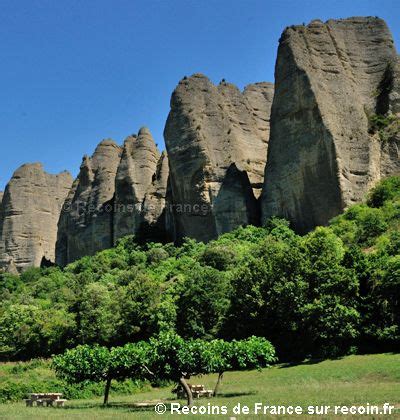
141,151,172,241
0,164,72,273
113,127,160,242
261,17,400,232
56,128,170,265
56,140,122,266
389,56,400,115
3,16,400,271
164,74,274,242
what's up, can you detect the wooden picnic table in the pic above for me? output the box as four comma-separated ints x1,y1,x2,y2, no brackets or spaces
175,384,213,399
25,393,67,407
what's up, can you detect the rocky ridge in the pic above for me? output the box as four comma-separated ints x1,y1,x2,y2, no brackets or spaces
55,128,169,265
1,16,399,272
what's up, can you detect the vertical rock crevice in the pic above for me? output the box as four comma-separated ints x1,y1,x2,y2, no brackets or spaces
113,127,160,243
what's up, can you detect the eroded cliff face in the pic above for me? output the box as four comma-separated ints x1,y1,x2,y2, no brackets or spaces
389,57,400,115
56,129,170,265
113,127,160,242
261,17,400,232
0,164,72,273
164,74,274,242
56,140,122,266
141,151,172,241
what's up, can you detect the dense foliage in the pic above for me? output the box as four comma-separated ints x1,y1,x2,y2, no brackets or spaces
1,176,400,361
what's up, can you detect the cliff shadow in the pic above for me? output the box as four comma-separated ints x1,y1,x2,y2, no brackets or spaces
214,163,260,235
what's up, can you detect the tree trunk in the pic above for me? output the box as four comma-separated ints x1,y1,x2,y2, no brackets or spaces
103,377,112,405
213,372,224,397
180,376,193,407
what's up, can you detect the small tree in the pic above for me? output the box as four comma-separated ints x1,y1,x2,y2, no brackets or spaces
107,341,154,403
147,332,198,406
206,339,233,396
53,345,111,403
209,337,277,397
52,342,154,405
148,333,276,405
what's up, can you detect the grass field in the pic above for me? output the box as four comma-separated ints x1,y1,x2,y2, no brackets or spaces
0,353,399,419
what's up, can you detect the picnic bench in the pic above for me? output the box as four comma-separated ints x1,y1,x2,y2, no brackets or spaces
25,393,67,407
175,384,213,399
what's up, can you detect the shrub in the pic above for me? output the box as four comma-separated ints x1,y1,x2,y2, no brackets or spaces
147,247,169,265
368,113,399,142
368,113,396,132
200,245,237,270
356,208,388,245
367,176,400,208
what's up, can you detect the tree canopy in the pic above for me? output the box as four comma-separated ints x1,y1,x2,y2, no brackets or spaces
2,176,400,361
53,333,276,405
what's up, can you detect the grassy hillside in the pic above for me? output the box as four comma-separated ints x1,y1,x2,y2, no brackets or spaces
0,353,398,419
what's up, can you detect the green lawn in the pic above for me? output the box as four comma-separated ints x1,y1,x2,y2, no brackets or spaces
0,353,399,419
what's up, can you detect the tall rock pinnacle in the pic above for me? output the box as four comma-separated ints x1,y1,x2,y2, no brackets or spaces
56,140,122,266
56,128,169,265
261,17,400,232
164,74,274,242
113,127,160,242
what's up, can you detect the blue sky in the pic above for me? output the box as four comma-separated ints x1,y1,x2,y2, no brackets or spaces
1,0,399,189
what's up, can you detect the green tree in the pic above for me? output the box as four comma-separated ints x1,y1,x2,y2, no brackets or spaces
300,228,360,356
225,231,306,351
118,272,162,341
78,283,122,345
210,337,276,396
53,344,111,404
176,266,231,339
53,341,153,404
365,254,400,347
0,304,74,360
148,332,275,406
